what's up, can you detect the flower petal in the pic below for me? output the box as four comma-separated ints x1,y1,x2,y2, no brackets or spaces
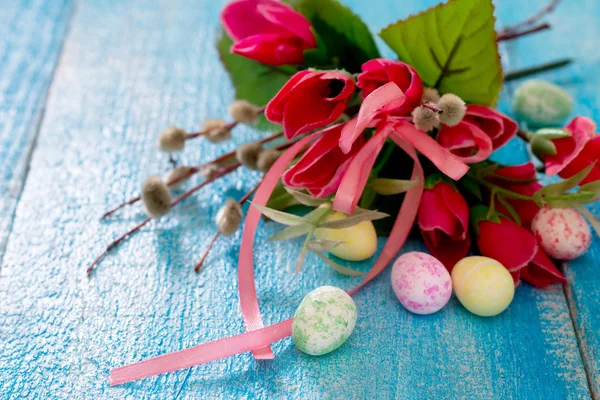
477,218,538,271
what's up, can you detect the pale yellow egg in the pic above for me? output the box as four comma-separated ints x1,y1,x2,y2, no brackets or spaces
451,256,514,317
314,212,377,261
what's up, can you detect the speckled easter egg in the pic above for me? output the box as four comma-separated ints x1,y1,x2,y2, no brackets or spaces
391,252,452,315
451,256,514,317
292,286,357,356
513,80,573,127
531,208,591,260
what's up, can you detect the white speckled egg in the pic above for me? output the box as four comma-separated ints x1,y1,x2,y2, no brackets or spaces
292,286,357,356
391,252,452,315
531,208,591,260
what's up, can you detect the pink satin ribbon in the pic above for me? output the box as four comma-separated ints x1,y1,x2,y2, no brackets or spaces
238,132,320,359
109,83,469,385
110,130,424,386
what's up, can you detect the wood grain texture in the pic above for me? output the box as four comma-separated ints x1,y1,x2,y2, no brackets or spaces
0,0,73,264
0,0,594,398
500,0,600,395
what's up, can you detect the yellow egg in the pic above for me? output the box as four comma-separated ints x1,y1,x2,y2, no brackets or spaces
451,256,514,317
314,212,377,261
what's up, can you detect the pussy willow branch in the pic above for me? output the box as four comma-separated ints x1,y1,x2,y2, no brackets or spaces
88,164,240,276
194,179,262,273
499,0,561,35
101,130,283,219
89,138,299,276
504,58,572,81
186,106,266,140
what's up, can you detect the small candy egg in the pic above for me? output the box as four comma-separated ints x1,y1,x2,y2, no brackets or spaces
531,208,591,260
391,252,452,315
292,286,357,356
451,256,514,317
513,80,573,127
314,212,377,261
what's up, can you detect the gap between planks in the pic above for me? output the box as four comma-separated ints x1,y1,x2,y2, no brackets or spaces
0,1,77,275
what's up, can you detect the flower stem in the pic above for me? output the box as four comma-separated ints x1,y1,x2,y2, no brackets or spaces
101,131,283,219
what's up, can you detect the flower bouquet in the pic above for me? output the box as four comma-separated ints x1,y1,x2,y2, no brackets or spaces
93,0,600,385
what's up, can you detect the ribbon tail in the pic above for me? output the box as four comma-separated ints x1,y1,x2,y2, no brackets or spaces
332,129,390,214
395,120,469,180
348,132,425,295
339,82,405,153
110,320,294,386
238,132,319,359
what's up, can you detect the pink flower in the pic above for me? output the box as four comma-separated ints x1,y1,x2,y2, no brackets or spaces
476,217,538,277
437,106,518,163
283,124,364,197
266,70,355,139
357,59,423,115
545,116,597,177
221,0,316,66
418,181,470,271
556,128,600,185
488,163,542,229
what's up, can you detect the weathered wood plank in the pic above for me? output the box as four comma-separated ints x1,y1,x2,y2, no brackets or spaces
0,0,592,398
497,0,600,395
0,0,73,262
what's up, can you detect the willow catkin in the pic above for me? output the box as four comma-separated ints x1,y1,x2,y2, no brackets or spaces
228,100,261,124
203,119,231,143
158,126,187,152
215,199,243,236
236,142,263,170
438,94,466,127
422,87,441,103
256,149,281,172
164,166,193,190
412,106,440,132
142,176,172,217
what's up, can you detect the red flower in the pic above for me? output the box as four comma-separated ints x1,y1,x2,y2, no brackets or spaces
437,106,518,163
266,70,355,139
545,116,596,177
476,217,538,277
221,0,316,66
357,59,423,115
518,248,567,288
283,124,364,197
489,163,542,229
558,135,600,185
417,181,470,270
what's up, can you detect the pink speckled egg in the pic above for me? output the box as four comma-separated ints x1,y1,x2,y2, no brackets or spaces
531,208,591,260
391,252,452,315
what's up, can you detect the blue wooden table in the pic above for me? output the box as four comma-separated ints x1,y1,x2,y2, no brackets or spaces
1,0,599,398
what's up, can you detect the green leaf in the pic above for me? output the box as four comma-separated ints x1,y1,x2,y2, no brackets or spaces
286,0,380,71
284,188,329,207
458,176,483,200
577,206,600,238
534,128,572,140
216,30,293,131
497,195,521,226
266,181,301,211
268,205,332,241
536,162,596,198
307,239,344,252
251,203,308,226
379,0,502,105
369,178,419,195
318,208,389,229
312,251,366,277
544,192,596,208
578,180,600,197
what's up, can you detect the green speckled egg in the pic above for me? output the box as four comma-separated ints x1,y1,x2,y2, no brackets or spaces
513,80,573,127
292,286,357,356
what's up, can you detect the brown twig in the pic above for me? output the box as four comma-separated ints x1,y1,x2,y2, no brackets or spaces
517,129,532,142
88,164,241,277
504,59,573,81
185,106,266,139
499,0,561,34
421,102,442,113
497,23,551,41
193,180,262,273
101,131,284,219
